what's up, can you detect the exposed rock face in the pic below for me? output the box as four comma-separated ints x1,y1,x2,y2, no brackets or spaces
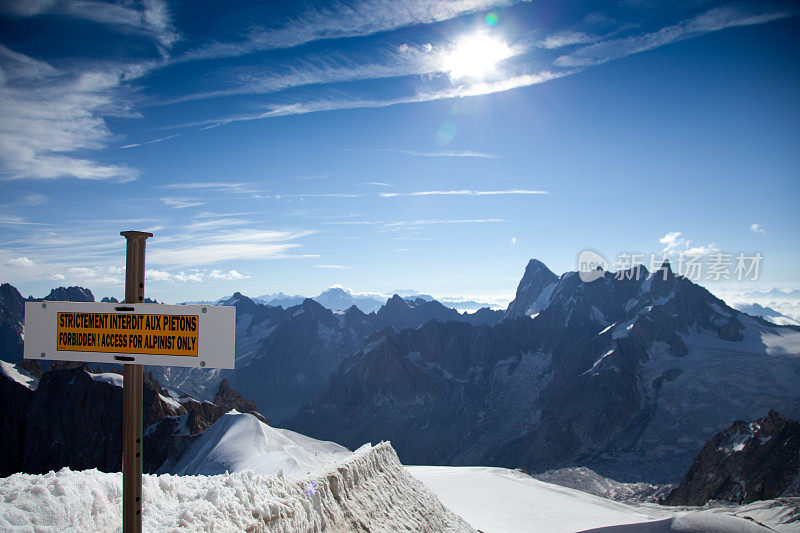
664,410,800,505
214,378,264,420
0,364,262,476
0,283,24,363
375,295,464,330
0,362,36,477
505,259,559,318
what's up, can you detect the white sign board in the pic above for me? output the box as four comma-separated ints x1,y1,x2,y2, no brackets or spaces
23,301,235,369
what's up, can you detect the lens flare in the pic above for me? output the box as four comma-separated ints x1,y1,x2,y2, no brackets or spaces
436,121,457,145
485,12,498,26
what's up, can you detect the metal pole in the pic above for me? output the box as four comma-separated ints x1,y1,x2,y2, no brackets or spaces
120,231,152,533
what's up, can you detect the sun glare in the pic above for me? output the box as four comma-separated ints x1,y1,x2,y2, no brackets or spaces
442,33,514,81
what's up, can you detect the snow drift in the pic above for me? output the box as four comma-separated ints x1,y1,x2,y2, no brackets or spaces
0,440,473,532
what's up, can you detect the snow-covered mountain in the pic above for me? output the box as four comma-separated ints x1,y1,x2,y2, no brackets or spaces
289,259,800,483
147,291,501,424
734,302,800,326
254,291,305,308
313,286,386,313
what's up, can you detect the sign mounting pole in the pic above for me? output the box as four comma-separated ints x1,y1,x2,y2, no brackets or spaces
121,230,152,533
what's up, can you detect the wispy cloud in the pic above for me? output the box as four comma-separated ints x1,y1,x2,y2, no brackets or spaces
348,148,497,158
160,197,206,209
384,218,503,227
120,133,181,149
177,70,567,129
0,215,52,226
554,6,795,68
178,0,516,62
163,4,792,130
539,30,597,49
161,43,444,106
4,0,179,49
161,182,258,194
379,189,548,197
751,223,766,234
0,45,144,182
364,181,393,187
147,228,316,267
315,264,350,269
185,218,252,230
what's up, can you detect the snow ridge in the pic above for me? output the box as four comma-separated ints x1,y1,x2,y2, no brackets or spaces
0,442,473,532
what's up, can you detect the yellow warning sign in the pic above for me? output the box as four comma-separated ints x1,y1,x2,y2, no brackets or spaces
57,312,199,357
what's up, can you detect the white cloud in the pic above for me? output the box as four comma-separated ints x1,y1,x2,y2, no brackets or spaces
511,237,517,244
5,256,34,267
145,269,172,281
315,264,350,269
173,271,204,283
659,231,686,253
208,269,249,280
50,273,66,280
64,265,122,285
751,223,766,234
659,231,717,256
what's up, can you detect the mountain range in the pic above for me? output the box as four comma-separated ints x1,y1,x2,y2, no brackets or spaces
1,258,798,485
288,259,800,482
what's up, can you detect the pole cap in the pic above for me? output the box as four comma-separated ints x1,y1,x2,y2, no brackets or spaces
121,231,154,240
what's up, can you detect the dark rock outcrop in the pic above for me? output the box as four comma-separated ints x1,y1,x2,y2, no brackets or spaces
664,411,800,505
0,363,263,475
0,362,36,476
0,283,25,363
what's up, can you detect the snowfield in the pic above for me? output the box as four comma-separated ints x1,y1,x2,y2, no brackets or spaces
408,466,800,533
0,442,473,532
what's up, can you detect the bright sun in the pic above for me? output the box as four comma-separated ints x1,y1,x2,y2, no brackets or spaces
441,33,514,81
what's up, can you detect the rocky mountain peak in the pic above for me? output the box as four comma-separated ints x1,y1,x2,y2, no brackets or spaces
664,410,800,505
42,286,94,302
385,294,409,309
506,259,559,318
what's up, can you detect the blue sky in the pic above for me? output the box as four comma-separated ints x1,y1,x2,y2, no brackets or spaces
0,0,798,305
